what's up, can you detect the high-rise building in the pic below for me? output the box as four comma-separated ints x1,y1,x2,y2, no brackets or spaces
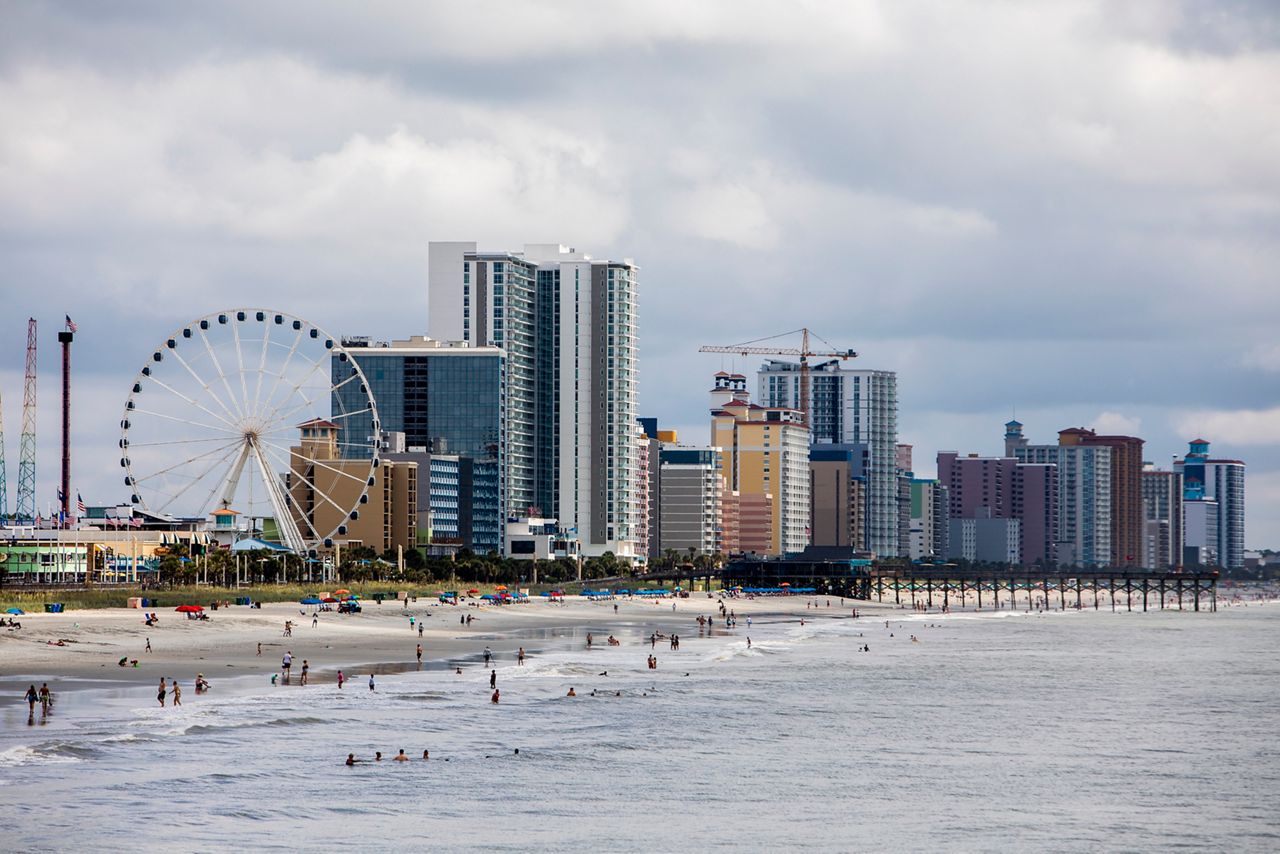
657,447,724,556
428,242,640,559
1007,422,1111,567
1059,428,1144,567
909,479,949,561
948,513,1021,564
711,373,810,556
1183,497,1220,567
758,360,899,555
1140,464,1182,571
1174,439,1245,569
936,451,1057,566
810,445,868,551
637,419,678,560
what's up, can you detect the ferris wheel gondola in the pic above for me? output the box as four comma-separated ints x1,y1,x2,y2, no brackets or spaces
119,309,379,554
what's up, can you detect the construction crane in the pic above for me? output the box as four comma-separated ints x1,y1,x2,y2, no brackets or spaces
699,328,857,425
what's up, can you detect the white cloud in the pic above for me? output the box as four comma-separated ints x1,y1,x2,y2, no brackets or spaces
1175,407,1280,446
1092,411,1143,436
1243,343,1280,372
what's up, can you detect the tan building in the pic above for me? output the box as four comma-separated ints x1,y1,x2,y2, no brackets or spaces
810,457,866,550
710,373,810,556
1059,428,1144,567
288,419,418,554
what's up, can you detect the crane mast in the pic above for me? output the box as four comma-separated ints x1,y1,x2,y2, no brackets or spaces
699,327,857,426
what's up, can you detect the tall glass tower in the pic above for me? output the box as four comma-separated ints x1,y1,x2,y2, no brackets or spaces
429,242,640,560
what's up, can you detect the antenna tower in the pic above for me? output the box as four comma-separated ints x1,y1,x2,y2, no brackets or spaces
0,386,7,522
15,318,37,524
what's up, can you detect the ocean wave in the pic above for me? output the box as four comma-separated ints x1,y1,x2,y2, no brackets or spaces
0,741,97,767
181,715,327,736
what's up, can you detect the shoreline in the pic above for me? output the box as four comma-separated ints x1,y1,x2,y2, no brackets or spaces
0,594,883,707
5,589,1274,711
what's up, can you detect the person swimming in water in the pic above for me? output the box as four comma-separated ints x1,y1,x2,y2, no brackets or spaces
567,687,576,697
393,749,409,762
345,753,359,766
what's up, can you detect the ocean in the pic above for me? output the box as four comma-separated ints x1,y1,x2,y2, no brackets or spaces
2,603,1278,852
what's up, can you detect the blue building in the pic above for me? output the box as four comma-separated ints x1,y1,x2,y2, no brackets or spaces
334,336,507,554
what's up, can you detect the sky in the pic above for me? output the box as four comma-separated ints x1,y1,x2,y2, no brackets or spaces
0,1,1277,546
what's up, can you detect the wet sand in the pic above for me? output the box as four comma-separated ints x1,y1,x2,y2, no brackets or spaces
0,593,886,704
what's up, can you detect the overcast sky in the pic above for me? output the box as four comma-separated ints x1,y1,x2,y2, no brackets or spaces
1,1,1277,546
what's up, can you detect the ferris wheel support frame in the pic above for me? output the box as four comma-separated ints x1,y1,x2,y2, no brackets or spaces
120,308,379,555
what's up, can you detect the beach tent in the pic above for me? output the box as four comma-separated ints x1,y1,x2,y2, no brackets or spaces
5,608,24,615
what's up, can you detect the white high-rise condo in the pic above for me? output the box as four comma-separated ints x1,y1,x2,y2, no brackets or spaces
428,243,640,560
757,360,900,556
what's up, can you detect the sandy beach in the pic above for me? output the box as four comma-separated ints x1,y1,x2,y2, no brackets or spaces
0,592,886,701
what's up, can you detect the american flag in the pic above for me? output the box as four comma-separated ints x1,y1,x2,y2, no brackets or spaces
77,492,86,514
130,517,142,528
65,314,78,333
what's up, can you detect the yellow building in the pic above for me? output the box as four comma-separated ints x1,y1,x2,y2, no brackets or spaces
710,373,810,555
287,420,417,554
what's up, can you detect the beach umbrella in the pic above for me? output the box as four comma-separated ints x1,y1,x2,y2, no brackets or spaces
779,582,791,587
494,585,508,591
300,597,322,605
175,605,204,613
333,588,351,595
322,597,338,603
5,607,24,615
466,588,480,595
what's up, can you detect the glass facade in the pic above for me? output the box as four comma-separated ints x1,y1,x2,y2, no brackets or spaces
332,347,505,554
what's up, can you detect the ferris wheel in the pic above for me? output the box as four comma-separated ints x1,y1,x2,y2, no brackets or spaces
119,309,381,554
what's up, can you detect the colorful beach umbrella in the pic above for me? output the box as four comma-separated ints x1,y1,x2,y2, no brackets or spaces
175,605,204,613
300,597,322,605
333,588,351,595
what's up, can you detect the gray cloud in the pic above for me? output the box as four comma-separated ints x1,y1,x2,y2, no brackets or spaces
1,1,1277,546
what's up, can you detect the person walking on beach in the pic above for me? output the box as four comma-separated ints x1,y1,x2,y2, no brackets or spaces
418,622,424,638
25,684,38,712
157,677,167,707
171,681,182,706
517,647,525,666
416,643,423,665
490,669,497,689
368,673,376,691
257,642,262,656
282,652,293,683
301,660,309,686
491,689,500,704
312,614,318,629
145,637,152,653
337,670,345,689
484,647,492,666
586,633,593,649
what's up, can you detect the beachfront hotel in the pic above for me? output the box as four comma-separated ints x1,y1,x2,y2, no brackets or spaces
427,243,641,560
710,373,811,556
757,359,901,556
